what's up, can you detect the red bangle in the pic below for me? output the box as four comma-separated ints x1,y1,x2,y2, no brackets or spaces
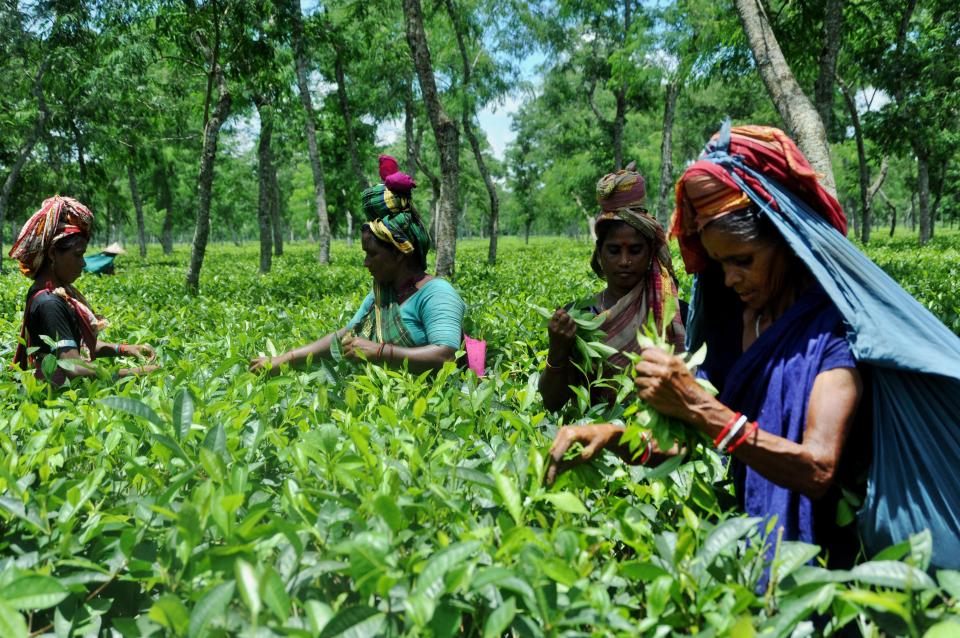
639,432,653,464
728,421,759,453
118,343,127,355
713,412,742,447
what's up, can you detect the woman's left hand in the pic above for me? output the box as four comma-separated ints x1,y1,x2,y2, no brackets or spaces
633,347,713,423
130,344,157,362
341,334,382,361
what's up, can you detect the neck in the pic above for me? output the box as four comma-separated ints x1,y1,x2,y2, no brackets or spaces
34,268,63,290
763,275,813,323
392,265,425,290
604,283,633,305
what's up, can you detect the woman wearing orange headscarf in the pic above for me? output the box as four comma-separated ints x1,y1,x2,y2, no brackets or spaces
9,195,159,383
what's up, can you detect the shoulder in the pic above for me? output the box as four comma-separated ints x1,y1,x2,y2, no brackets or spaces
28,289,70,315
417,278,464,305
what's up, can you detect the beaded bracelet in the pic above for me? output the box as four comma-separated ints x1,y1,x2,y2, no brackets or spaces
727,421,759,453
716,414,749,452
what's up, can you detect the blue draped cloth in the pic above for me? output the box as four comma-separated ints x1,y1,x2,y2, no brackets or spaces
702,284,861,565
686,122,960,569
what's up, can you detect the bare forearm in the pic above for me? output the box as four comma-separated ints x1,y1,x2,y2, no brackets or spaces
539,367,575,411
382,344,455,373
95,341,122,358
684,396,837,499
283,329,347,367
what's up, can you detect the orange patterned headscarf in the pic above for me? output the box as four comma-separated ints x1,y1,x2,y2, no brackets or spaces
672,125,846,273
8,195,94,278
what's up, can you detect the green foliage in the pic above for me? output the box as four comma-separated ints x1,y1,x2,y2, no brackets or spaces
1,236,958,635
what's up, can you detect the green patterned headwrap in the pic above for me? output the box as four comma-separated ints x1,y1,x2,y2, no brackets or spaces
362,186,430,270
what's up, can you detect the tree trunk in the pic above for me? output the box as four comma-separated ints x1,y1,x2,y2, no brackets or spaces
404,80,417,177
842,85,868,241
185,67,232,294
916,151,931,245
158,159,175,254
733,0,836,194
656,79,679,225
524,218,533,244
863,156,888,243
443,0,499,265
269,154,283,256
334,44,368,191
288,0,331,263
814,0,844,136
255,98,274,273
128,163,148,257
403,0,460,278
1,60,50,273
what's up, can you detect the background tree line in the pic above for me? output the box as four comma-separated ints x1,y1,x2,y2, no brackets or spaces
1,0,957,292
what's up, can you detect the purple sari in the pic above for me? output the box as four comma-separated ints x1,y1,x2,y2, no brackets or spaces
701,283,864,566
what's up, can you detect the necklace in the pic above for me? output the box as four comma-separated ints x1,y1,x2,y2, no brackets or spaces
754,312,764,338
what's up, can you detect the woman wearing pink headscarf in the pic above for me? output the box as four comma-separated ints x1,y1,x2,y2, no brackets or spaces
9,195,159,383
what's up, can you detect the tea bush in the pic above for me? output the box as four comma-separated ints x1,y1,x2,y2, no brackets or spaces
1,237,958,637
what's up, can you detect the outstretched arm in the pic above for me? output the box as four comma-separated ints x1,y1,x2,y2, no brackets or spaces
249,328,350,375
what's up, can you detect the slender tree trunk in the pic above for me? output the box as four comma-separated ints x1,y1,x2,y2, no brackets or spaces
0,59,49,273
916,151,931,245
814,0,844,135
733,0,836,193
288,0,331,263
185,67,232,294
158,159,175,254
69,119,89,203
404,0,460,278
334,44,368,190
863,156,888,243
524,218,533,244
656,79,679,225
404,81,418,177
840,79,867,240
128,163,147,257
255,98,274,273
442,0,499,265
269,155,283,256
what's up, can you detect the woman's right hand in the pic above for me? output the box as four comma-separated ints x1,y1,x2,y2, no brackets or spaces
545,423,625,485
249,354,286,376
119,363,161,378
547,308,577,363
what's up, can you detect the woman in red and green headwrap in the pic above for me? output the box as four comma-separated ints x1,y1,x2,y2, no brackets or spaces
250,156,465,375
9,195,160,384
539,162,685,412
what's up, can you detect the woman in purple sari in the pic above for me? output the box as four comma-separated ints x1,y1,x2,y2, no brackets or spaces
547,126,867,568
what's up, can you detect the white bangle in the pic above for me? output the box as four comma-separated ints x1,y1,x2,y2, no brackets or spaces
717,414,749,451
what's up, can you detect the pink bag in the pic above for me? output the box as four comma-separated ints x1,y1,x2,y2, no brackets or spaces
464,335,486,377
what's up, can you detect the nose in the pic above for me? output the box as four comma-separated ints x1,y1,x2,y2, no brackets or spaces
722,265,741,289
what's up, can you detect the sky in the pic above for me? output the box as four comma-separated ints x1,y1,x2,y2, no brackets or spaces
376,51,546,160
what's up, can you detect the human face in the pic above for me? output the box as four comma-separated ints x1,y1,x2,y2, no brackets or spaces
361,231,401,284
50,237,88,285
598,223,652,293
700,225,788,312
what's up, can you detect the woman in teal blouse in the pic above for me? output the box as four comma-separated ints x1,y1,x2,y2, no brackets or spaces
250,155,465,375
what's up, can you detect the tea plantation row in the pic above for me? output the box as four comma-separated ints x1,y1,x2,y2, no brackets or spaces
0,236,958,637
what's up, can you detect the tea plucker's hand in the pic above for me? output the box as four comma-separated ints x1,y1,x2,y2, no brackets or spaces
546,308,577,362
633,346,863,500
